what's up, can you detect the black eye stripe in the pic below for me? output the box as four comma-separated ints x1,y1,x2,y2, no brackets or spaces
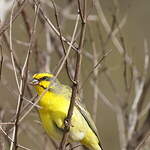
36,76,53,82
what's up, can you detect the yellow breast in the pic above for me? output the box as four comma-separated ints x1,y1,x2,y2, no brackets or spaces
38,92,68,140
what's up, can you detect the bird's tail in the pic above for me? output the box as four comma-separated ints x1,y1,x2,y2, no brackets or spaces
84,142,103,150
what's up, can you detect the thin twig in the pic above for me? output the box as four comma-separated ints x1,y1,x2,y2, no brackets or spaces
81,49,112,89
92,39,98,121
33,0,78,52
9,0,20,93
0,45,3,81
128,39,149,141
51,0,73,82
59,1,86,149
93,0,139,85
0,122,14,125
10,4,39,150
55,14,80,78
0,126,31,150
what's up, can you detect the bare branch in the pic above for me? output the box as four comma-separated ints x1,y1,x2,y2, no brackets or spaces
128,39,149,141
0,45,3,81
0,126,31,150
33,0,78,52
59,1,87,149
10,4,39,150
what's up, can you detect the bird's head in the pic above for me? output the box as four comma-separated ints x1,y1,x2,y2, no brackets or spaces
30,73,57,95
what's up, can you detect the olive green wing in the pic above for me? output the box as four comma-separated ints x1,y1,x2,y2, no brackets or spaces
75,98,104,149
75,99,100,139
61,84,100,140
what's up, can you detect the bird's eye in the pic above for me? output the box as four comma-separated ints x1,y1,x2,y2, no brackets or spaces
42,76,49,81
39,76,51,81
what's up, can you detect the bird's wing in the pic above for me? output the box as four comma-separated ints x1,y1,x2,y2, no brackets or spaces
75,99,100,140
61,84,100,141
75,99,104,149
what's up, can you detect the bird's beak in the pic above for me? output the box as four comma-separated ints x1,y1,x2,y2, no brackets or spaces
29,78,39,86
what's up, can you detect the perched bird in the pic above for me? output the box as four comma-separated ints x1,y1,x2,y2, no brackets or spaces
30,73,103,150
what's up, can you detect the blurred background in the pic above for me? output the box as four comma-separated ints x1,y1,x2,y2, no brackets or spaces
0,0,150,150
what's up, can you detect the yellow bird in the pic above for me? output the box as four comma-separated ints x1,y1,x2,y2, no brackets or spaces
30,73,103,150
